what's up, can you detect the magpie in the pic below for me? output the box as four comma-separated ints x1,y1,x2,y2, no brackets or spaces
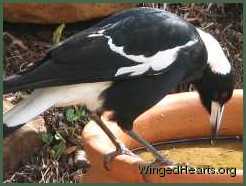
3,8,234,168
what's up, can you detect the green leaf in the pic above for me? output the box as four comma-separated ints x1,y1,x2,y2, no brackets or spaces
65,106,89,125
77,106,88,119
53,23,65,45
41,133,53,145
49,149,55,159
65,108,76,123
52,142,66,160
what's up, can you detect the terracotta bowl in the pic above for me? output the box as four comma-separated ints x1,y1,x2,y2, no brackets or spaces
81,90,243,183
3,3,135,24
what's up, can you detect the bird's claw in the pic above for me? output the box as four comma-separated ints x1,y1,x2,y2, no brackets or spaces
210,136,216,145
150,157,174,167
103,144,138,170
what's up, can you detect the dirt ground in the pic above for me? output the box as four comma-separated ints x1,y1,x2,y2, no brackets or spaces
3,3,243,183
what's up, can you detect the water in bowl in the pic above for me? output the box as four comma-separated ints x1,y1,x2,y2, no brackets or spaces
136,139,243,169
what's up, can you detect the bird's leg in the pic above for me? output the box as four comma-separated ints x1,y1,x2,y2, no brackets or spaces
89,112,137,170
126,130,174,166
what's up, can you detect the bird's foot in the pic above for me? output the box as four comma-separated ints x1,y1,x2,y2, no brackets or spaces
150,157,174,167
210,136,216,145
104,143,138,170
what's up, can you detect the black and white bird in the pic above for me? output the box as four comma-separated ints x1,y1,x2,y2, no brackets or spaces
3,8,233,168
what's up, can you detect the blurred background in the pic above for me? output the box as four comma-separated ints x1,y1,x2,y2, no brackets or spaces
3,3,243,183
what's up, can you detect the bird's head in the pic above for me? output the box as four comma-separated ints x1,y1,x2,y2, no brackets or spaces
194,64,234,140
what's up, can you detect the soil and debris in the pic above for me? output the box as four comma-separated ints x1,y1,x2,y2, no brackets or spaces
3,3,243,183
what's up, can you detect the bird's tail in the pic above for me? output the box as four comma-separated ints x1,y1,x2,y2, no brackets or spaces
3,88,57,127
3,58,55,94
3,74,27,94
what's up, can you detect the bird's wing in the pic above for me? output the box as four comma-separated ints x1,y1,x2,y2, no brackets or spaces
4,8,201,93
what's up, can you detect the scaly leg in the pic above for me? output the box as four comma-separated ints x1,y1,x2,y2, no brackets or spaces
89,113,138,170
126,130,174,166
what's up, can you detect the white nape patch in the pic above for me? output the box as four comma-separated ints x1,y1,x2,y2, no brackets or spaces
196,28,231,75
4,81,112,127
106,36,197,77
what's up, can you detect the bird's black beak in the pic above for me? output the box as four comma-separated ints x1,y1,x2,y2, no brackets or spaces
210,101,224,143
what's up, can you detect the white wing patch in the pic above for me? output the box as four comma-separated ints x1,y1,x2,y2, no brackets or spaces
87,27,197,77
196,28,231,75
87,29,106,38
107,37,197,77
115,64,149,77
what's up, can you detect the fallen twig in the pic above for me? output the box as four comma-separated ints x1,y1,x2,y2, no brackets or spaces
4,32,28,50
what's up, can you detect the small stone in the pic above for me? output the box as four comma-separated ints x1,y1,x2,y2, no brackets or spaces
74,150,90,169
